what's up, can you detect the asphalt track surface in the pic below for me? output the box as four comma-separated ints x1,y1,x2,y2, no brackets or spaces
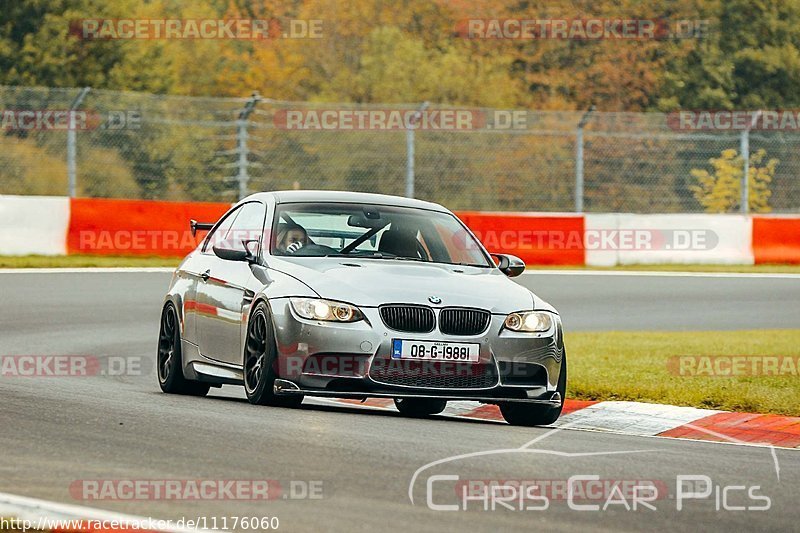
1,270,799,532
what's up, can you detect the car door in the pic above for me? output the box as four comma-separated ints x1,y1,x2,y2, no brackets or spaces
181,206,240,346
195,201,267,365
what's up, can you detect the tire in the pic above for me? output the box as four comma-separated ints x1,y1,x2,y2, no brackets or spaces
244,301,303,408
157,303,210,396
394,398,447,417
500,351,567,427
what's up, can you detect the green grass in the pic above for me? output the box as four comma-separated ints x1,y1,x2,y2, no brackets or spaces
530,264,800,273
566,329,800,416
0,254,179,268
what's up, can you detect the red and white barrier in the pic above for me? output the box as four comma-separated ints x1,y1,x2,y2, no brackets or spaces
456,211,584,265
752,215,800,264
0,195,69,255
66,197,230,256
584,214,754,266
0,195,798,264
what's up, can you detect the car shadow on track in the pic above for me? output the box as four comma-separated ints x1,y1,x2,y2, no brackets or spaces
182,390,505,426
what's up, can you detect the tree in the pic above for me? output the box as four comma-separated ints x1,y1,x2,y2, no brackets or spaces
0,0,170,91
658,0,800,110
690,148,776,213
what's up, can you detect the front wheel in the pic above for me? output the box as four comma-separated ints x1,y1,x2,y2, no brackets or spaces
157,303,210,396
394,398,447,417
500,352,567,427
244,302,303,408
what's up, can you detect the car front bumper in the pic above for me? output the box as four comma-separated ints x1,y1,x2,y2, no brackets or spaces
268,298,564,405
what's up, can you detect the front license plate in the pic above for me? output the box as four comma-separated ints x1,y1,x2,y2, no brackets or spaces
391,339,480,363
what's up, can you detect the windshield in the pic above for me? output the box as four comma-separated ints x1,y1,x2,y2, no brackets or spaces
270,202,492,268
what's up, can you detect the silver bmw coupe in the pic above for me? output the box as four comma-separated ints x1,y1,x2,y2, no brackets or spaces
158,191,566,426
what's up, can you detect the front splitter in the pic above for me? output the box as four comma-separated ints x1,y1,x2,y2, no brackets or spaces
273,379,561,406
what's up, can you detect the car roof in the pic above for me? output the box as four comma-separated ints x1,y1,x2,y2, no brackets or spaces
243,190,451,213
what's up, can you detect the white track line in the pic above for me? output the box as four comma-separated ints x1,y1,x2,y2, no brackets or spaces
0,491,206,532
523,269,800,279
0,267,175,274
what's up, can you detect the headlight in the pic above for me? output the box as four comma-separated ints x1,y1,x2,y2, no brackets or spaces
290,298,363,322
504,311,553,332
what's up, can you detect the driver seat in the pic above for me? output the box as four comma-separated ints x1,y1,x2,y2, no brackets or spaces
378,230,418,258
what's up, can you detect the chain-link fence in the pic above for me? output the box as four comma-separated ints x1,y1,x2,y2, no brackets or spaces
2,85,800,213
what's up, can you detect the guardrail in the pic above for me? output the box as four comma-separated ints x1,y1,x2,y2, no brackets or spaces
1,196,798,265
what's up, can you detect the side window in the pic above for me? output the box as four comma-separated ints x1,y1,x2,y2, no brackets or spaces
202,205,242,254
225,202,267,254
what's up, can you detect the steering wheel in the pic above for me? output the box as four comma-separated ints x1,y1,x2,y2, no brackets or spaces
285,241,304,255
290,243,338,256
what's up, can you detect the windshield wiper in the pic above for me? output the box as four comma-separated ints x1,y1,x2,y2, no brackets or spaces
325,252,425,262
326,252,386,258
453,262,491,268
349,254,425,262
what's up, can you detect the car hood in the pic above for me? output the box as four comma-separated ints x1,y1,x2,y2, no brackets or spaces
268,257,544,314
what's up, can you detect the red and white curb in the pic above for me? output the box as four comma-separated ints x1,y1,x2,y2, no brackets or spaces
316,398,800,449
0,491,207,532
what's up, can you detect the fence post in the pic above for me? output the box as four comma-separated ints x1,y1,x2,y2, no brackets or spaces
405,101,429,198
740,110,761,214
575,105,594,213
236,92,260,200
739,129,749,214
67,87,91,197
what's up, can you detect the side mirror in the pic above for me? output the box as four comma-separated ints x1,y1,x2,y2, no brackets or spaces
213,239,258,263
492,253,526,277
